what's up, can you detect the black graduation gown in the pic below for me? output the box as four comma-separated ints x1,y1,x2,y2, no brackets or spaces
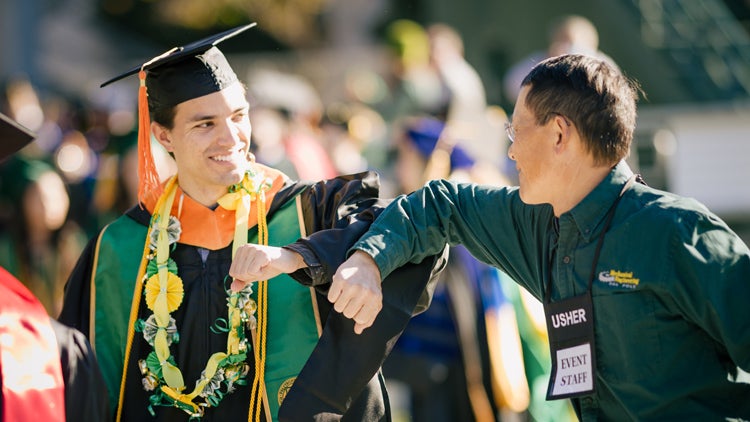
59,172,446,421
51,318,111,421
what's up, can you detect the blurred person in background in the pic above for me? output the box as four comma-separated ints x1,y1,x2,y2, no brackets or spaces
247,106,300,179
379,20,509,194
59,24,445,421
503,15,618,105
382,19,448,123
91,131,176,231
247,69,338,181
383,116,529,422
377,18,449,195
319,101,385,176
0,154,86,317
496,274,577,422
3,76,109,239
90,135,141,229
0,111,109,421
426,23,506,170
0,78,104,317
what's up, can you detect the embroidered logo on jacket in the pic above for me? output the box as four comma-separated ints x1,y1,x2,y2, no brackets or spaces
598,270,639,289
278,377,296,405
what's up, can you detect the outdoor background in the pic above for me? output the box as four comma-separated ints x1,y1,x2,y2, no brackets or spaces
2,0,749,237
1,1,749,419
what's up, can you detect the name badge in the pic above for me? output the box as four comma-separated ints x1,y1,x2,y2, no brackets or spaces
543,292,596,400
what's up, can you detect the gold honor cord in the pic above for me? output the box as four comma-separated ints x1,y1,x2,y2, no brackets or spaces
247,189,269,421
217,174,271,422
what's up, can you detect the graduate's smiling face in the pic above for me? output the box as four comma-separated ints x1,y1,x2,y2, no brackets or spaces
153,82,252,206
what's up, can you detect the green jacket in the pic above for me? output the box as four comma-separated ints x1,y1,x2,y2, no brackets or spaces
354,161,750,421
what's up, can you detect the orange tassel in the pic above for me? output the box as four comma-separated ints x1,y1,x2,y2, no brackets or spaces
137,70,162,207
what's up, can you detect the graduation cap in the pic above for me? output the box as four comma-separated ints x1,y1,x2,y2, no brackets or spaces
101,23,256,108
100,23,256,206
0,112,36,162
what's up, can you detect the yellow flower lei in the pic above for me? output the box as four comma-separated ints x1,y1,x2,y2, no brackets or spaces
131,169,272,419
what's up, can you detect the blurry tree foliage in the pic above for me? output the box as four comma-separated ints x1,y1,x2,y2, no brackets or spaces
98,0,331,49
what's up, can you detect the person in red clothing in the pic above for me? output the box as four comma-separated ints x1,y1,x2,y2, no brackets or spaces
59,24,445,421
0,112,109,421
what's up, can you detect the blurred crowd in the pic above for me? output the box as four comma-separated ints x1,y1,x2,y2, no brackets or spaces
0,16,606,422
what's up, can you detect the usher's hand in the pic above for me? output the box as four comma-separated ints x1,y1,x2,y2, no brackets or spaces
229,244,304,292
328,251,383,335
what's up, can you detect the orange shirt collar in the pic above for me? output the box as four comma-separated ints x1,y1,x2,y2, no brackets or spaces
145,163,287,250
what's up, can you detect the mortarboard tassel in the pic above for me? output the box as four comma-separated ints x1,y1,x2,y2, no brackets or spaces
138,70,162,208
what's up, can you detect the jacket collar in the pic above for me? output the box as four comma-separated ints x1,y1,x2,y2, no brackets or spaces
564,161,634,242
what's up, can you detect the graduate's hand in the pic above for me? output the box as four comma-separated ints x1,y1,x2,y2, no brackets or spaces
229,244,305,292
328,250,383,335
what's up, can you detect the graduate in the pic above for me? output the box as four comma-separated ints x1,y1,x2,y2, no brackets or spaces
58,24,445,421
